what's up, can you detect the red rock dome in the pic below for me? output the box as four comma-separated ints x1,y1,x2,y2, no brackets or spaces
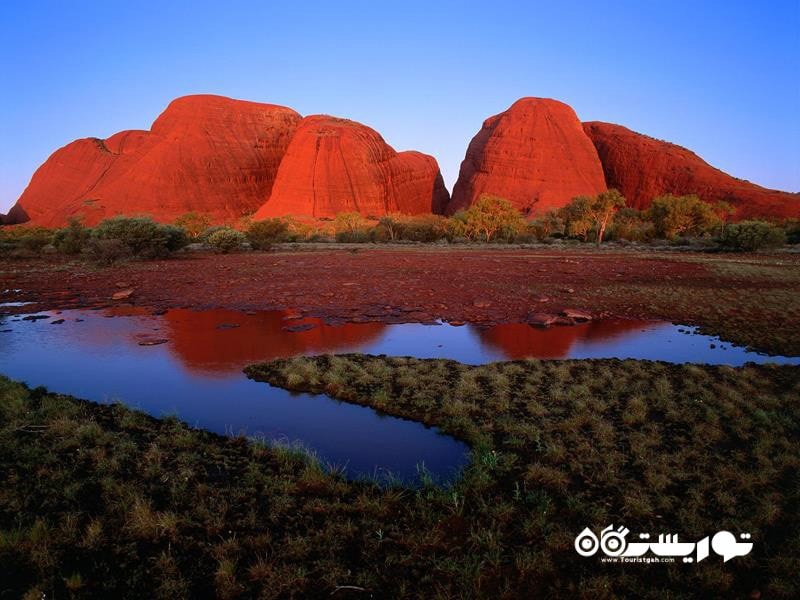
583,121,800,219
7,95,302,226
254,115,448,219
447,98,607,216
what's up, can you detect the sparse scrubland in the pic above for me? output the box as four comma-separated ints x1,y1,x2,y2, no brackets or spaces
2,193,799,599
1,356,798,598
1,194,797,263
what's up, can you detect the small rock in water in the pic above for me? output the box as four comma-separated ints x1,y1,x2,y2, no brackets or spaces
528,312,558,328
50,319,65,325
112,289,134,301
22,315,50,321
282,323,316,333
560,308,592,322
137,337,169,346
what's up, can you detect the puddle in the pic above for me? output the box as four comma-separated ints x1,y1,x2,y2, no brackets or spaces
1,307,797,482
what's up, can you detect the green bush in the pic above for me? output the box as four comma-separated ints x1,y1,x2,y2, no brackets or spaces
719,220,786,251
198,225,230,243
173,212,212,240
528,210,564,241
375,214,405,241
92,216,183,259
397,214,451,242
207,228,245,253
84,238,132,265
159,225,189,252
460,195,526,242
246,218,289,250
608,208,655,242
0,226,54,253
648,194,721,239
784,219,800,245
559,196,594,241
53,218,90,254
334,212,370,242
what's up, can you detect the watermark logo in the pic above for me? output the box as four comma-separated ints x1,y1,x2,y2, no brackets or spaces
575,525,753,563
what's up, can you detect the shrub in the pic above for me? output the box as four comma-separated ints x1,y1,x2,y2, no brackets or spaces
198,225,230,243
207,228,245,253
84,238,132,265
283,217,318,242
93,217,177,259
173,212,212,240
460,195,526,242
398,215,451,242
447,212,469,240
784,219,800,245
529,210,564,241
648,194,721,239
377,214,405,241
53,218,90,254
719,220,786,251
159,225,189,252
608,208,655,242
559,196,594,241
246,219,289,250
334,213,369,242
0,226,54,253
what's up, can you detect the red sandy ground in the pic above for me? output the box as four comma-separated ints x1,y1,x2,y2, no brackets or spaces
3,246,797,330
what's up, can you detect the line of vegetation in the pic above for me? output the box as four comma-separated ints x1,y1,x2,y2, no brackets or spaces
3,354,798,598
2,193,797,262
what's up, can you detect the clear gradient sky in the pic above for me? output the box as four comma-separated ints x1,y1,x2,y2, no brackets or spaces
1,0,799,213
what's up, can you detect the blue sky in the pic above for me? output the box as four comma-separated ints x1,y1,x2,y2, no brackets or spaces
1,0,798,213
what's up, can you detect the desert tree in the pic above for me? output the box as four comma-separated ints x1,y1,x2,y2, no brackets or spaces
590,189,627,245
560,196,594,241
648,194,721,239
462,195,526,242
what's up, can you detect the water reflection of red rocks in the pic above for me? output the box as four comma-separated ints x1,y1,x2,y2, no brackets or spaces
163,309,385,375
475,319,656,359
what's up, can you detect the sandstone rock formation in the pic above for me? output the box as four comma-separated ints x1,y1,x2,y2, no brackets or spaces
254,115,448,219
8,95,302,227
448,98,607,216
583,121,800,219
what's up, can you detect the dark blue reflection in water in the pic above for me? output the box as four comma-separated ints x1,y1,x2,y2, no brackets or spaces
0,309,468,483
0,307,797,482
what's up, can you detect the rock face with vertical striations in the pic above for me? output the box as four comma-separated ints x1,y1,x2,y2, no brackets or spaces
7,95,302,227
447,98,607,216
254,115,449,219
583,121,800,219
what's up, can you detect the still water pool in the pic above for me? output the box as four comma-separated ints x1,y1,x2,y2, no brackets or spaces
1,307,797,482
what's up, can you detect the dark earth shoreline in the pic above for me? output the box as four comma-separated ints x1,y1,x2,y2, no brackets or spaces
2,246,799,355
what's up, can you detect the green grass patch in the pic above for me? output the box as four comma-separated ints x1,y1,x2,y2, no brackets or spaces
2,355,799,598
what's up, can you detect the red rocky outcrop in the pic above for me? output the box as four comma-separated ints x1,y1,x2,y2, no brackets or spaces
8,95,302,226
448,98,607,216
583,121,800,219
254,115,448,218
